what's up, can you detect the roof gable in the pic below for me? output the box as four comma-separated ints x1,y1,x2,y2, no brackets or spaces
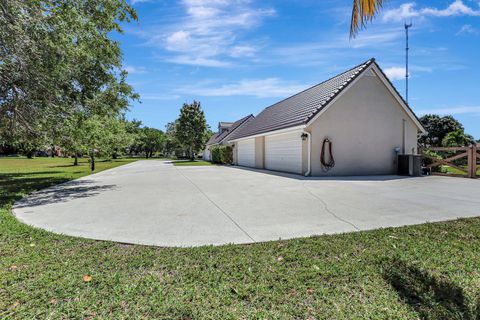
207,114,254,145
230,58,376,140
229,58,425,141
369,63,425,133
306,64,425,133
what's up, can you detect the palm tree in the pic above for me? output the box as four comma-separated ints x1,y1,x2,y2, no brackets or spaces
350,0,386,38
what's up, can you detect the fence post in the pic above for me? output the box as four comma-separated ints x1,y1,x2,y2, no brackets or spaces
467,145,475,178
473,144,478,179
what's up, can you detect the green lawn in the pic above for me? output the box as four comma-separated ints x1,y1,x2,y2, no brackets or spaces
171,160,214,166
1,157,480,319
440,165,480,176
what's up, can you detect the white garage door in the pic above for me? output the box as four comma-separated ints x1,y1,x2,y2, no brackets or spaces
265,131,302,174
237,139,255,167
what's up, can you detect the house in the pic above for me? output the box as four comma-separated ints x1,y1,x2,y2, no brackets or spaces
203,115,254,161
226,58,426,176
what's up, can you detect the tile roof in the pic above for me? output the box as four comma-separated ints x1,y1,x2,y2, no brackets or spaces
229,58,376,140
206,114,255,145
206,132,220,145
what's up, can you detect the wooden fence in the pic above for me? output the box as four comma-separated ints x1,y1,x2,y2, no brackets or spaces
421,144,479,178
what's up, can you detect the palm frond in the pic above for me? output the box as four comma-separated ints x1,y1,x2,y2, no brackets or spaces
350,0,386,38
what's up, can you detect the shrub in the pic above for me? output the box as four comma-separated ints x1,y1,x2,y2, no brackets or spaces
211,146,221,163
211,145,233,164
423,150,442,172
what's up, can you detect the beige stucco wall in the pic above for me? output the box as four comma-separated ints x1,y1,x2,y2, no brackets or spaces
255,136,265,169
307,73,419,176
302,137,308,175
232,142,238,165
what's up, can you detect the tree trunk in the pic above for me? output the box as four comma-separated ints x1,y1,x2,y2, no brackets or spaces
74,153,78,166
51,145,55,157
190,146,194,161
90,152,95,172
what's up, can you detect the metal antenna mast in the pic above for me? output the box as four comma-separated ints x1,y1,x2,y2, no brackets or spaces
404,22,412,104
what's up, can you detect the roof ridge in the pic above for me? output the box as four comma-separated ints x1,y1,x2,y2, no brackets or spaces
227,58,378,141
302,58,375,123
218,114,254,143
264,58,375,111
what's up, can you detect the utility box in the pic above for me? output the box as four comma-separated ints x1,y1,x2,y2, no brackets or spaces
398,155,422,176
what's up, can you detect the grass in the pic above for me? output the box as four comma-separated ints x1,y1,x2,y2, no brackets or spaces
440,165,480,176
171,159,214,166
1,157,480,319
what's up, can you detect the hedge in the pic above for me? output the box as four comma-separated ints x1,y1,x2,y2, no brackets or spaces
211,145,233,164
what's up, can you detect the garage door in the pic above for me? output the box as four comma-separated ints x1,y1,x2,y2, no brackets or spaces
237,139,255,167
265,131,302,174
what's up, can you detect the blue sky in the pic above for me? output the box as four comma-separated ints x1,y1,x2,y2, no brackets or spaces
119,0,480,138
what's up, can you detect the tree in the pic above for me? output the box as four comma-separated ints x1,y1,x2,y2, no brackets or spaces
175,101,208,160
103,117,134,159
59,113,88,165
125,119,144,156
140,127,165,158
419,114,464,147
350,0,385,37
442,129,475,147
0,0,138,156
79,115,133,171
164,121,177,156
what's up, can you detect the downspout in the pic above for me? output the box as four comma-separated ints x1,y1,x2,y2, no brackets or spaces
302,130,311,176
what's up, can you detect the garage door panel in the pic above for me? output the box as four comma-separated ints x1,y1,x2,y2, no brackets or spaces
265,132,302,174
237,139,255,168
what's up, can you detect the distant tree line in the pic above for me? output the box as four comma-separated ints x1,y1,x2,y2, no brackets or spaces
418,115,477,148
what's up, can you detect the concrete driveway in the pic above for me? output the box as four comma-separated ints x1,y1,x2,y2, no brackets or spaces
13,160,480,247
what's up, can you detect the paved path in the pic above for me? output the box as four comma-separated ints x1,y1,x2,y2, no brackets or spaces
13,160,480,247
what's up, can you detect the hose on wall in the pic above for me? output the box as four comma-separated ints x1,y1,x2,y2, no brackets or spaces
321,138,335,172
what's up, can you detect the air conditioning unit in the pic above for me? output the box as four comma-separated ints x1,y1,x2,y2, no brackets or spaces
398,154,422,176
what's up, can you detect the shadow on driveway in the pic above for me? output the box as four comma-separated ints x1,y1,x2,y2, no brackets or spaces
229,165,417,182
14,179,117,208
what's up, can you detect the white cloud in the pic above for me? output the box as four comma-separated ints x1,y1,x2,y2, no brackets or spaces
457,24,479,35
230,45,257,58
124,65,147,74
256,26,403,67
144,0,275,67
422,0,480,17
166,55,231,67
417,106,480,116
130,0,153,5
382,3,420,22
141,94,181,101
348,28,404,48
382,1,480,22
165,30,191,51
384,67,406,81
179,78,309,98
